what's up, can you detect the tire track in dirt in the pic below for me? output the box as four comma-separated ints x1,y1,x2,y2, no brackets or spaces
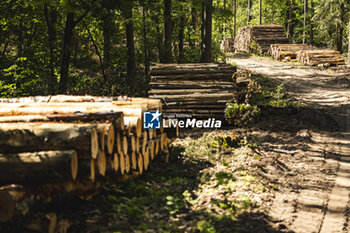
229,56,350,233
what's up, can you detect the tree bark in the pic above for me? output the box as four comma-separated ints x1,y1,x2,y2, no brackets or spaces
125,1,136,82
58,13,74,94
259,0,262,25
303,0,308,44
200,0,212,63
141,3,149,75
163,0,172,63
287,0,294,39
83,20,106,81
200,2,205,57
223,0,226,38
0,150,78,185
102,10,113,69
43,4,57,94
233,0,237,38
58,9,89,93
178,11,185,63
348,19,350,59
0,123,99,159
190,7,198,47
247,0,252,25
309,0,313,44
336,2,345,53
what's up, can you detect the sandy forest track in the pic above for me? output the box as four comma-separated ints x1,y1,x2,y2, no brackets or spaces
230,56,350,233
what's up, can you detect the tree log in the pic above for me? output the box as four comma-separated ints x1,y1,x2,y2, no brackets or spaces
0,123,99,159
0,150,78,185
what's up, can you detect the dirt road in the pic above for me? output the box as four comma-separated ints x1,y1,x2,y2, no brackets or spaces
230,56,350,233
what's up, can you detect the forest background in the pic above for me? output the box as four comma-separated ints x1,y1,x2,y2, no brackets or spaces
0,0,349,97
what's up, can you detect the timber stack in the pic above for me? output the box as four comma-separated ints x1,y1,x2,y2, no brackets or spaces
0,95,170,222
234,25,288,54
149,63,237,119
221,38,235,53
270,44,314,61
296,50,346,67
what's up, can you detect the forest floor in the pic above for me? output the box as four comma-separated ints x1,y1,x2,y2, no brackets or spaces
1,56,350,233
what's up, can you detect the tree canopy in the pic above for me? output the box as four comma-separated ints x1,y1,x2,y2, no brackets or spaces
0,0,349,97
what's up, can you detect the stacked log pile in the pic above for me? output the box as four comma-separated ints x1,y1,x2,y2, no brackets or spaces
221,38,235,53
270,44,313,61
149,63,237,119
296,50,346,67
0,95,170,222
234,25,288,54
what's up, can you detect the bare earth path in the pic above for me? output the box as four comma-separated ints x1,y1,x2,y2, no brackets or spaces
229,56,350,233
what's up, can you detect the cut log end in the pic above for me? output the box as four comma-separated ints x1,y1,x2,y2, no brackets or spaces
107,124,115,155
119,152,125,175
123,136,128,155
138,153,143,175
0,190,15,222
71,151,78,180
91,129,99,159
125,154,130,173
113,153,119,172
144,148,149,171
97,150,106,176
131,151,137,170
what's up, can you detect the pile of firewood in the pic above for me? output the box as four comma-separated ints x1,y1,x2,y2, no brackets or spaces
221,38,235,53
270,44,313,61
234,25,288,54
0,95,171,222
148,63,237,119
296,50,346,67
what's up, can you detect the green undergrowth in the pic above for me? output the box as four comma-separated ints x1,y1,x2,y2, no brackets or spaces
64,132,273,233
226,74,302,127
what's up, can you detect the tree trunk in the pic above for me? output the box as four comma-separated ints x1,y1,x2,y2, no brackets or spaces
163,0,172,63
309,0,314,44
287,0,294,39
125,1,136,82
247,0,252,25
0,123,99,159
191,7,198,47
178,12,185,63
0,150,78,185
43,4,57,94
223,0,226,38
102,10,113,69
200,0,212,63
154,17,163,62
233,0,237,38
58,13,75,94
200,2,205,57
348,19,350,59
259,0,262,25
336,2,345,53
142,3,149,75
83,20,106,81
303,0,308,44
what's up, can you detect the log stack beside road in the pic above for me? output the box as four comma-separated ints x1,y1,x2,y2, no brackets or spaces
270,44,314,61
296,50,346,67
149,63,237,119
234,25,288,54
0,95,170,222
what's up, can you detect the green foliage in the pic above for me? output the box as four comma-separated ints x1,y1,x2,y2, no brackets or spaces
225,103,260,127
249,40,262,55
1,57,39,97
226,74,301,127
0,0,349,97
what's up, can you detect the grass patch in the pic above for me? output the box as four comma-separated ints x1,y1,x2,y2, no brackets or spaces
62,132,274,233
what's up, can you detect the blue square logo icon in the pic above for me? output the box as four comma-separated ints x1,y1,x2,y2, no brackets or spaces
143,111,161,129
